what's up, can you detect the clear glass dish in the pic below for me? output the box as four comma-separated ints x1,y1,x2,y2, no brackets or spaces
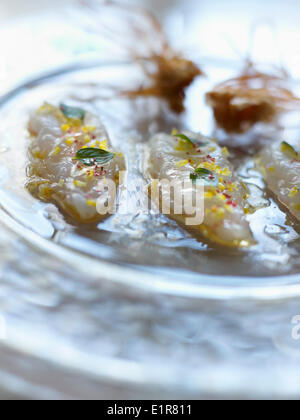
1,61,300,296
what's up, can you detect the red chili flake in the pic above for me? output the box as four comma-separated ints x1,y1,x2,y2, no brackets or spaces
205,155,216,163
209,174,215,179
226,200,237,207
223,193,232,199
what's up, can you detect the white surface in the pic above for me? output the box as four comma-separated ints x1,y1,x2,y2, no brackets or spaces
0,0,77,19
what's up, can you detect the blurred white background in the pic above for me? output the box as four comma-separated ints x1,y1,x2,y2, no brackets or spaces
2,0,300,71
0,0,77,19
0,0,175,20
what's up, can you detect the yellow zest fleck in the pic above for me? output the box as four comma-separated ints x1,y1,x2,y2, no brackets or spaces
58,179,65,187
268,166,275,173
66,137,75,145
222,147,230,157
201,162,215,171
51,146,61,157
220,168,232,177
116,152,124,157
216,208,225,218
99,139,108,151
171,128,178,136
32,149,45,159
198,162,219,173
210,206,225,219
294,204,300,211
289,187,299,198
240,181,249,195
86,200,97,207
74,180,87,188
205,191,215,199
227,183,238,192
243,205,257,215
83,126,96,133
37,103,55,114
61,124,71,131
84,135,91,143
176,159,189,168
175,140,191,152
217,183,225,192
87,170,94,180
39,185,52,199
209,147,217,153
225,204,234,213
217,193,226,202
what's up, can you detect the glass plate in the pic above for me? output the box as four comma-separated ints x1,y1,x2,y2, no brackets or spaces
1,61,300,297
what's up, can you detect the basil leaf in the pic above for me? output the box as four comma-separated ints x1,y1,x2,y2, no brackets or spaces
60,104,85,121
190,168,219,186
174,133,208,147
281,141,299,159
75,148,115,166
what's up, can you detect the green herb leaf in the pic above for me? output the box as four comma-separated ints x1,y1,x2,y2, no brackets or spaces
174,133,208,147
74,148,115,166
190,168,219,186
60,104,86,121
281,141,299,159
